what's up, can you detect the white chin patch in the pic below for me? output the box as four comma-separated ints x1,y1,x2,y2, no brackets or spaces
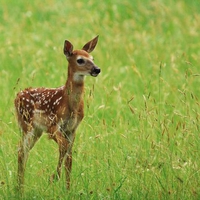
91,73,98,77
73,72,88,82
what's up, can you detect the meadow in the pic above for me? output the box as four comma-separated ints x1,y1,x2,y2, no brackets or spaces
0,0,200,199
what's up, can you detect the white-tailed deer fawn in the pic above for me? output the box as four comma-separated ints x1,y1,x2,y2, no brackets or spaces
15,36,100,190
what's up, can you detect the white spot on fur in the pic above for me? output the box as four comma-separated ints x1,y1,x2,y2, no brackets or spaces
34,109,45,114
53,97,62,105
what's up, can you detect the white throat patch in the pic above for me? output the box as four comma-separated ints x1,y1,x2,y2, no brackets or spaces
73,73,85,82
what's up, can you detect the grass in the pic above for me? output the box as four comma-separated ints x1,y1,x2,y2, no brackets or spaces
0,0,200,199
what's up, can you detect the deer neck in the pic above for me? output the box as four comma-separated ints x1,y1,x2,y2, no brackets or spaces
64,68,84,110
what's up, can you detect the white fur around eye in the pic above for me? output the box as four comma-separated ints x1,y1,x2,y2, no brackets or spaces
76,56,85,65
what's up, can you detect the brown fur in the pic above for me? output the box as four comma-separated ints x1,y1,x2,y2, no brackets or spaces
15,36,100,191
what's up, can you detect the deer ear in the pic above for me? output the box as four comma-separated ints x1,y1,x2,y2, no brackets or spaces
82,36,99,53
63,40,73,58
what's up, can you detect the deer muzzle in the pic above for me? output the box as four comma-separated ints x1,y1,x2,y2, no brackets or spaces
91,66,101,77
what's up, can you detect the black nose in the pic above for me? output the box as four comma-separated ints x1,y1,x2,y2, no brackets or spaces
94,67,101,74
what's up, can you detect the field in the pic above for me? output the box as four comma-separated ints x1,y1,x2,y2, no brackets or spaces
0,0,200,199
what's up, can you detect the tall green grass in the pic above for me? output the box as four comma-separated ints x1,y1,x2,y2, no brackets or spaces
0,0,200,199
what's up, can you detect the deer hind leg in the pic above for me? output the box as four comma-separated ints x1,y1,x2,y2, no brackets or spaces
18,127,42,190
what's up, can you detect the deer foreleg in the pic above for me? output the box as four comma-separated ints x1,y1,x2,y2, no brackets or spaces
50,131,70,182
50,129,75,189
65,150,73,189
64,131,75,189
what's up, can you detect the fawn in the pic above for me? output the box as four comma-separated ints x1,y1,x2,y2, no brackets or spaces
14,36,100,190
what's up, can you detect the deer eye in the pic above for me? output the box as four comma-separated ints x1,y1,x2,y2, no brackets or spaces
77,58,85,65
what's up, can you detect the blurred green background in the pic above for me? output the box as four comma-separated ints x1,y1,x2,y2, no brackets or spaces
0,0,200,199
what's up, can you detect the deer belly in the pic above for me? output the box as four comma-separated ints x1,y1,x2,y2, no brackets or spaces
32,110,50,131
